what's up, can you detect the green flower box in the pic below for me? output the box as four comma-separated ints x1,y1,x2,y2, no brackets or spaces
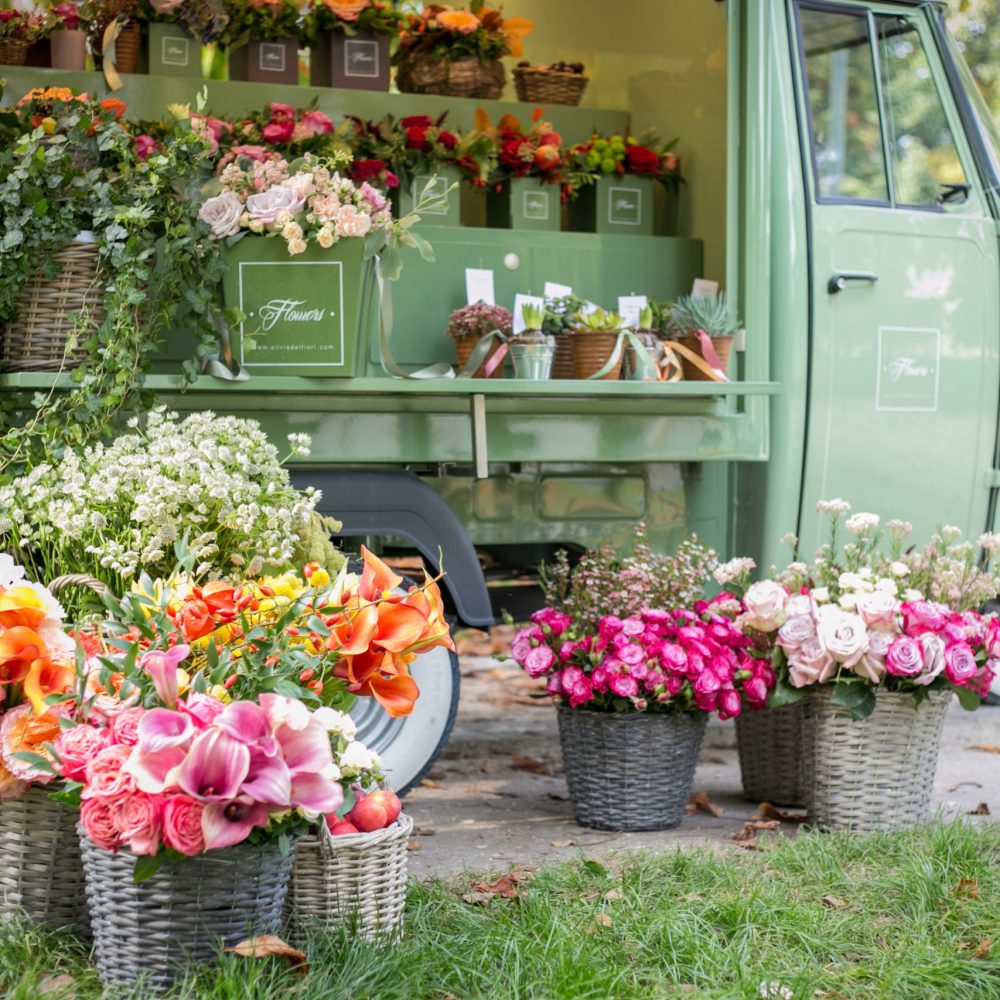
148,23,202,78
394,165,463,227
221,236,371,377
485,178,561,232
228,39,299,85
567,175,656,235
309,29,390,91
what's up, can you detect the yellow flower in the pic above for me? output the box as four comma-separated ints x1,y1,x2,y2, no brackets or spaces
208,684,232,703
41,117,56,135
167,102,191,120
310,567,331,588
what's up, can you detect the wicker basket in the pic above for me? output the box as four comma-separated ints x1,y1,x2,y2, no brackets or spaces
557,708,707,831
287,813,412,941
396,53,505,99
454,331,505,378
679,333,732,381
551,337,575,379
800,687,951,832
91,20,141,73
0,786,88,933
735,703,806,807
513,66,588,106
80,835,296,990
0,38,28,65
0,240,104,373
571,330,624,380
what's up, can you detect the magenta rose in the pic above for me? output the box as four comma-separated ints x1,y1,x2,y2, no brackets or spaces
161,794,206,856
609,673,639,698
567,676,594,708
546,672,564,696
82,745,135,799
901,600,947,636
718,687,742,720
885,636,924,678
109,706,144,747
742,675,769,705
111,791,163,856
943,642,978,686
262,119,295,144
523,645,555,678
598,615,624,637
55,724,108,783
80,797,123,851
618,643,645,667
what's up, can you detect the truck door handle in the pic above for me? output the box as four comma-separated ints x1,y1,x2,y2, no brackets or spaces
828,271,879,294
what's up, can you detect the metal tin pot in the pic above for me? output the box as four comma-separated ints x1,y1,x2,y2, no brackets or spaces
510,337,555,380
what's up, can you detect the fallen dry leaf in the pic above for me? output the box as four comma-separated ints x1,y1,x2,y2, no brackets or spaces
468,872,523,899
551,839,577,848
956,878,980,899
972,938,992,959
731,819,780,849
512,753,551,775
821,894,847,910
462,891,494,905
757,802,807,823
38,973,76,995
968,802,991,816
224,936,308,974
407,839,422,851
588,913,613,932
412,826,437,836
947,781,983,792
419,778,440,788
965,744,1000,754
604,887,624,902
685,791,723,817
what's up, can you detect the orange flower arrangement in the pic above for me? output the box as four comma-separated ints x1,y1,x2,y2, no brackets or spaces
396,2,533,62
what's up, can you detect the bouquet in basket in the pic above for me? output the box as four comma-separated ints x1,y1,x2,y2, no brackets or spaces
394,3,532,63
720,499,1000,719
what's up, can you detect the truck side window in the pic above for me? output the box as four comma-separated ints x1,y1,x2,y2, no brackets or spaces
799,6,889,203
876,16,968,208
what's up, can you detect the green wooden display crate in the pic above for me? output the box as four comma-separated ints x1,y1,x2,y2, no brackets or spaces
395,165,464,226
567,176,656,235
485,178,561,232
147,23,202,78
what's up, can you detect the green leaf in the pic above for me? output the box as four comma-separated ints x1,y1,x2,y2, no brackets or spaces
583,859,608,878
830,681,877,720
11,751,55,774
133,853,165,884
337,786,356,819
767,679,805,709
957,686,982,711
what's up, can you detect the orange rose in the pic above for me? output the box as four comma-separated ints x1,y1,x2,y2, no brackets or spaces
322,0,370,19
1,704,62,783
436,9,480,33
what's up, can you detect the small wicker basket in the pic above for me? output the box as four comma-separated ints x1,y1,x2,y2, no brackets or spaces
513,66,588,106
800,687,951,832
551,337,575,379
678,333,732,381
570,330,624,380
80,834,296,990
0,38,28,65
453,331,505,378
557,708,707,831
287,813,412,941
0,786,88,933
734,703,805,807
396,53,505,99
0,240,104,373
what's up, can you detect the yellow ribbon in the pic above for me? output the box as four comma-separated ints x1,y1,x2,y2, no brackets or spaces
101,17,125,92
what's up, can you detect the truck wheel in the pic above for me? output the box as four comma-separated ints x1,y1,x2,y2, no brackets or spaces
347,644,460,794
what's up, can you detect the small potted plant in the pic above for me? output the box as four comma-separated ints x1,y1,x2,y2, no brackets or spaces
541,293,584,380
484,110,565,233
570,306,627,380
567,130,683,236
0,6,43,66
305,0,402,91
509,300,554,380
621,304,664,380
393,1,532,100
222,0,301,85
446,302,512,379
45,1,90,69
667,291,739,381
88,0,142,74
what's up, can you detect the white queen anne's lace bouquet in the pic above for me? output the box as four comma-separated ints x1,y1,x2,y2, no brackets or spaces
715,499,1000,718
0,408,340,613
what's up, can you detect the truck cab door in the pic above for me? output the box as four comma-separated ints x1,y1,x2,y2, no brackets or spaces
791,1,1000,547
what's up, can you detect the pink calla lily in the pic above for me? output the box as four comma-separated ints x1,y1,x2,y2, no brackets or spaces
125,746,186,794
289,772,344,815
176,729,249,802
258,692,311,732
137,708,194,753
139,645,191,708
240,749,291,805
216,701,278,756
274,718,335,776
201,797,270,850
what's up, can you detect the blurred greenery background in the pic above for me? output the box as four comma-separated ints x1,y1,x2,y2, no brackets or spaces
948,0,1000,116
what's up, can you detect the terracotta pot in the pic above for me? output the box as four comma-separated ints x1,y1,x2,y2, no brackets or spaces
50,28,87,70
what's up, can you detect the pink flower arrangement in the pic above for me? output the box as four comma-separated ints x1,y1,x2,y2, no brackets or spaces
511,600,774,719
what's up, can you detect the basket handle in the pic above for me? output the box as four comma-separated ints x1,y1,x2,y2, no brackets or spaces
47,574,109,598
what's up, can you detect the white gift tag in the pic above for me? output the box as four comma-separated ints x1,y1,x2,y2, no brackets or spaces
691,278,719,298
513,293,545,334
618,295,648,328
544,281,573,300
466,268,495,306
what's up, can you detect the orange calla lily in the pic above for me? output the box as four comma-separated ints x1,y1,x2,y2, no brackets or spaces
359,546,403,601
23,658,75,715
404,573,456,653
325,603,379,656
0,585,48,629
0,626,46,685
371,601,431,654
334,649,419,717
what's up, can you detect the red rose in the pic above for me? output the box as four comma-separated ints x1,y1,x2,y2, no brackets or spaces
350,158,387,182
500,138,529,175
262,119,295,144
268,102,295,123
438,130,458,150
624,144,660,174
539,130,561,148
133,134,159,160
401,115,433,129
405,125,430,151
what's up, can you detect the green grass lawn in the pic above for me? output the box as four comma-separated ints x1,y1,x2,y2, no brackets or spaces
2,822,997,999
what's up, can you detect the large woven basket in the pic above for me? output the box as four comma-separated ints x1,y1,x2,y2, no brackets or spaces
287,813,412,941
513,66,588,106
551,336,575,379
557,708,707,831
679,333,732,381
0,786,88,933
396,53,505,99
80,835,296,990
800,687,950,832
734,703,805,807
0,38,28,65
0,240,104,372
571,330,624,380
454,331,505,378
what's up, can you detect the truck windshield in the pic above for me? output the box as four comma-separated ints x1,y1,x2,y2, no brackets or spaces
945,27,1000,191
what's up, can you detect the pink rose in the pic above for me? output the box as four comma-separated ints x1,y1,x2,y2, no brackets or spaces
523,645,554,678
787,638,836,688
855,629,891,683
262,119,295,144
109,706,144,747
298,110,334,137
742,580,788,632
111,791,163,856
855,591,898,628
246,185,305,227
943,642,978,686
885,636,924,678
268,102,295,123
815,606,868,668
161,795,206,856
82,745,135,799
80,797,124,852
901,600,947,636
55,724,108,783
718,687,742,720
609,673,638,698
776,614,815,654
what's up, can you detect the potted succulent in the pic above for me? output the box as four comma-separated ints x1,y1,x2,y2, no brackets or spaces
446,302,511,378
45,1,90,69
393,1,532,100
305,0,402,91
570,306,627,380
513,529,771,831
223,0,301,85
624,304,664,380
567,130,683,236
509,300,554,380
667,291,739,381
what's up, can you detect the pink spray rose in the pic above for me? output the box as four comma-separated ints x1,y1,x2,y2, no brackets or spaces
55,725,108,783
82,744,135,799
80,797,123,852
108,706,144,747
111,791,163,856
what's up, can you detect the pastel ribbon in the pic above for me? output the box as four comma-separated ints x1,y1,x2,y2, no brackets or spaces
101,18,125,92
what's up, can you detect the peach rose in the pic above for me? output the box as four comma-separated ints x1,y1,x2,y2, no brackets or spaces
80,797,123,852
81,744,135,799
55,724,109,783
111,791,163,856
161,795,206,856
437,9,479,33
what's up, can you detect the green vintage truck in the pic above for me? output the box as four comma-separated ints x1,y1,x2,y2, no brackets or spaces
3,0,999,787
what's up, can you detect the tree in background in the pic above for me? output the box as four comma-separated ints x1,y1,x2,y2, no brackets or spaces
948,0,1000,116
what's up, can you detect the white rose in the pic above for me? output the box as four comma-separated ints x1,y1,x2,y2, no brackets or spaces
891,562,910,578
812,586,830,604
903,588,924,602
197,192,243,238
313,707,357,740
340,740,381,772
838,571,862,591
786,594,812,618
838,592,858,611
245,185,305,227
281,221,303,241
816,605,869,668
912,633,947,686
875,578,898,596
742,580,789,632
855,590,898,628
286,238,307,256
316,227,335,249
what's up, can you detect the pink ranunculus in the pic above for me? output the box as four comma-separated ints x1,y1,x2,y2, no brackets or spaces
298,110,334,137
531,607,571,637
660,643,687,670
245,186,305,227
161,794,205,856
901,600,947,636
82,745,135,799
855,590,898,629
80,797,123,852
664,672,686,696
108,706,144,747
523,644,555,678
815,606,868,668
913,633,947,686
111,791,163,856
787,637,836,688
943,642,978,686
742,580,788,632
560,666,584,690
139,645,190,709
621,617,645,637
709,654,735,683
262,119,295,144
55,724,108,783
885,635,924,678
